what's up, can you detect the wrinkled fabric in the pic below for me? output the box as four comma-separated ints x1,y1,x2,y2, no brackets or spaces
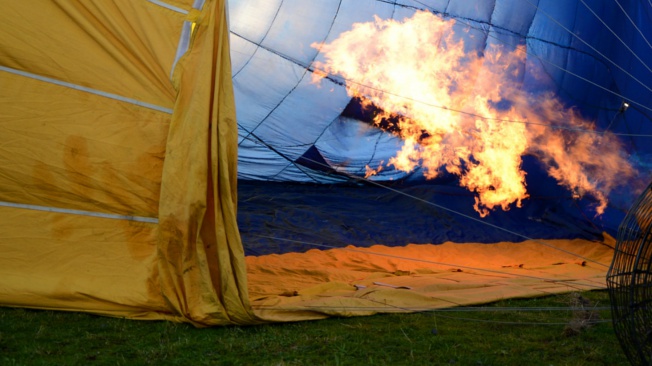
248,237,614,322
0,0,256,326
0,0,647,327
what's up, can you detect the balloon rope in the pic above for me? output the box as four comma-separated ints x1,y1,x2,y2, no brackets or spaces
522,0,652,96
312,63,652,137
408,1,652,116
231,29,652,130
238,131,612,268
579,0,652,75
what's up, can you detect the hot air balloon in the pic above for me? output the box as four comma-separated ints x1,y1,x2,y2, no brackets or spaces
229,1,652,362
1,4,651,361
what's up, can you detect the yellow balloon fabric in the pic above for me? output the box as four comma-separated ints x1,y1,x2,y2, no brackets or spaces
0,0,257,326
246,238,614,322
156,0,258,326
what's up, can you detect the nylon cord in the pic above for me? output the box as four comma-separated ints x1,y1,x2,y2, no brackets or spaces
522,0,652,96
613,0,652,52
579,0,652,76
239,131,611,269
409,2,652,116
250,304,612,312
231,32,652,136
431,313,610,326
308,62,652,137
250,304,613,326
234,4,639,287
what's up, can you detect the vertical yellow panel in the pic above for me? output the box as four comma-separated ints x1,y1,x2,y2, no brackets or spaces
157,0,260,326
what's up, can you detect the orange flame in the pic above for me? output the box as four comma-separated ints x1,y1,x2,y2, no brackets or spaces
311,11,635,216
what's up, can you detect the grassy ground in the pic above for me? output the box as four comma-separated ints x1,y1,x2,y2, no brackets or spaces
0,290,628,366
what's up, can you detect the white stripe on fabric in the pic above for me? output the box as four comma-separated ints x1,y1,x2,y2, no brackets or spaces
0,201,159,224
0,66,173,114
170,21,194,79
192,0,206,10
147,0,189,14
169,0,208,79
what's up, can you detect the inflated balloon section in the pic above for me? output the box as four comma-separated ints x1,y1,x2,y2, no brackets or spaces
608,181,652,366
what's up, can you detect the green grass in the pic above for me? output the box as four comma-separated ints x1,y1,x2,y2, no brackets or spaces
0,291,628,365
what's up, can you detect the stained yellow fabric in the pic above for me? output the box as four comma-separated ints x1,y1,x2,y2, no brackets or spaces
247,237,614,322
156,0,258,326
0,71,168,217
0,207,169,319
0,0,256,326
